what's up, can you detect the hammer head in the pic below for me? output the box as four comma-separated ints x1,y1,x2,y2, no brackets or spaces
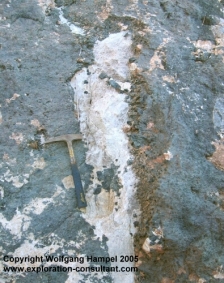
43,133,82,144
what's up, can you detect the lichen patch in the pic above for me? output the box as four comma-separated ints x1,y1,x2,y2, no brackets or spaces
9,132,24,145
211,18,224,47
213,266,224,279
37,0,55,13
149,51,165,71
142,237,163,254
5,93,20,104
62,175,74,189
208,139,224,171
31,119,41,128
98,1,113,21
57,7,85,35
193,40,214,51
31,157,46,170
163,75,176,83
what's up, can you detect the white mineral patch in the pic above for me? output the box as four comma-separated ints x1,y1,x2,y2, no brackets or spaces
0,111,2,124
31,157,46,170
57,7,85,35
0,23,10,28
0,209,31,239
213,97,224,136
40,134,45,145
23,197,54,215
164,151,173,160
119,81,132,92
93,32,132,81
187,20,224,62
0,186,4,199
71,31,140,283
213,267,224,279
0,185,64,239
1,231,100,283
193,40,214,51
2,156,46,189
6,175,24,188
3,169,28,188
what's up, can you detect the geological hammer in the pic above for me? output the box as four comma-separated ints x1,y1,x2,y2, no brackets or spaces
43,134,87,209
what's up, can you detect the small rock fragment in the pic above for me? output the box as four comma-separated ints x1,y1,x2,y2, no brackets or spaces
108,79,121,90
99,72,108,79
129,57,136,63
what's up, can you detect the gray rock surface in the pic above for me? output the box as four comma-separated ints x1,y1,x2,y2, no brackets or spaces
0,0,224,282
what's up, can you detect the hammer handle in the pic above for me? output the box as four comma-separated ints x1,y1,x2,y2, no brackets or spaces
71,164,87,208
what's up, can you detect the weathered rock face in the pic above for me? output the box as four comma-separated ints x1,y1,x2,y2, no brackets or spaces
0,0,224,282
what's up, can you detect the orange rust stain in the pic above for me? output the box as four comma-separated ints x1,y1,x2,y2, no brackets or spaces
3,153,9,160
208,139,224,170
153,226,164,238
148,155,166,168
161,278,174,283
9,133,24,145
189,273,199,282
149,244,163,252
122,125,138,133
147,122,155,129
139,145,151,154
177,267,186,275
6,93,20,104
146,121,159,133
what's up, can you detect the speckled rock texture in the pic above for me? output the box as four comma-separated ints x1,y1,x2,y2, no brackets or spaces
0,0,224,282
